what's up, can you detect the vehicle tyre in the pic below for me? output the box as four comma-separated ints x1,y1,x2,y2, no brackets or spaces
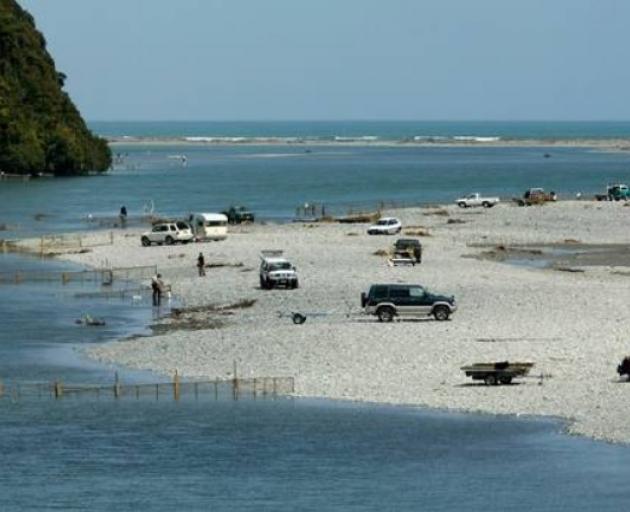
259,276,266,289
165,236,174,245
293,280,299,289
433,305,450,321
457,202,467,208
482,202,491,208
377,306,395,322
141,237,151,247
266,279,273,290
499,376,513,385
484,374,498,386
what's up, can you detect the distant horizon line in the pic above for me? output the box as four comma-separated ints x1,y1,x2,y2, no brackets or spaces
87,119,630,124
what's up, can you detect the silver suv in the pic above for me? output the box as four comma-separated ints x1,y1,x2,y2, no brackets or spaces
361,283,456,321
141,222,194,246
259,250,299,289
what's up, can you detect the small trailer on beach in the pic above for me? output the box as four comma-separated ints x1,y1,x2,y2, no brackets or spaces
461,361,534,385
617,356,630,381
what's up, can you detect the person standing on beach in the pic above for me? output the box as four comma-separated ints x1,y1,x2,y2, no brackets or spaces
119,205,128,227
197,252,206,277
151,273,164,306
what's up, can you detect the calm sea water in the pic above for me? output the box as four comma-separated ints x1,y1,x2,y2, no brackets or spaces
91,120,630,140
2,122,630,510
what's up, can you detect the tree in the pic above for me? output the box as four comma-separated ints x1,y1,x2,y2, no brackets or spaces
0,0,111,176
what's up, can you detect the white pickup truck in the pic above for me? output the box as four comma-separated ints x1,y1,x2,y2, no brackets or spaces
455,193,500,208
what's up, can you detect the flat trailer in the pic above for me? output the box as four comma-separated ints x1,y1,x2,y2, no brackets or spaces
461,361,534,385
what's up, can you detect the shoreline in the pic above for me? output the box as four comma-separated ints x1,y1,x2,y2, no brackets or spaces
19,200,630,445
106,136,630,150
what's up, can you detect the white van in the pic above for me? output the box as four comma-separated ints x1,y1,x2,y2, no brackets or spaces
189,213,228,241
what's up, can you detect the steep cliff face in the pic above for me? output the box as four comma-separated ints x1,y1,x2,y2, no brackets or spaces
0,0,111,175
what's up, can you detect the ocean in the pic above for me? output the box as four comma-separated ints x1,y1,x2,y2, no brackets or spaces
2,121,630,510
91,120,630,141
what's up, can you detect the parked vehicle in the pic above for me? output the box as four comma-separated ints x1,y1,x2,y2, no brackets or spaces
189,213,228,241
222,205,255,224
455,193,500,208
392,238,422,263
259,250,299,289
461,361,534,385
607,184,630,201
367,217,402,235
515,188,557,206
361,283,456,321
141,221,194,246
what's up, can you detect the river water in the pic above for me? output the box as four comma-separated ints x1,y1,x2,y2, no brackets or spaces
2,122,630,510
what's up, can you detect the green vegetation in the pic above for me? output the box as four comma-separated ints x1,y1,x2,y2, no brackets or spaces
0,0,111,175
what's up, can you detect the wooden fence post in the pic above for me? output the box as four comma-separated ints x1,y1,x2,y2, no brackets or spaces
173,370,180,401
114,372,121,399
232,360,238,401
54,381,63,399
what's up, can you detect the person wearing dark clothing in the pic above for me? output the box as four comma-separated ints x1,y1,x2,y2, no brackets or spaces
151,273,164,306
197,253,206,277
119,205,128,227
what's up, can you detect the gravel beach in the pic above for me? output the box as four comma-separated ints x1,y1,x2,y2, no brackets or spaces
41,200,630,443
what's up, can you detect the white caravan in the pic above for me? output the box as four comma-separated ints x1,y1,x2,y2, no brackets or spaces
189,213,228,241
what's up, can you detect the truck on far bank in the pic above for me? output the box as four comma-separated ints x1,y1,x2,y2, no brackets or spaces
515,188,557,206
222,205,255,224
595,184,630,201
455,193,500,208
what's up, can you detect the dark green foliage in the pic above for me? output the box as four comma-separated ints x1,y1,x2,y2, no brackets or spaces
0,0,111,175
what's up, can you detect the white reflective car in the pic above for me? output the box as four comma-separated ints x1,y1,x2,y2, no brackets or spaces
141,222,194,246
367,217,402,235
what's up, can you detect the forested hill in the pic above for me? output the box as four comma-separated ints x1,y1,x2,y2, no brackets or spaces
0,0,111,176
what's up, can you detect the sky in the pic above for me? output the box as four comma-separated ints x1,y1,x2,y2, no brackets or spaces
18,0,630,121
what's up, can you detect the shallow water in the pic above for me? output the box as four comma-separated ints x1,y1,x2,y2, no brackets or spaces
1,254,630,510
1,144,630,237
1,397,630,511
0,253,157,384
